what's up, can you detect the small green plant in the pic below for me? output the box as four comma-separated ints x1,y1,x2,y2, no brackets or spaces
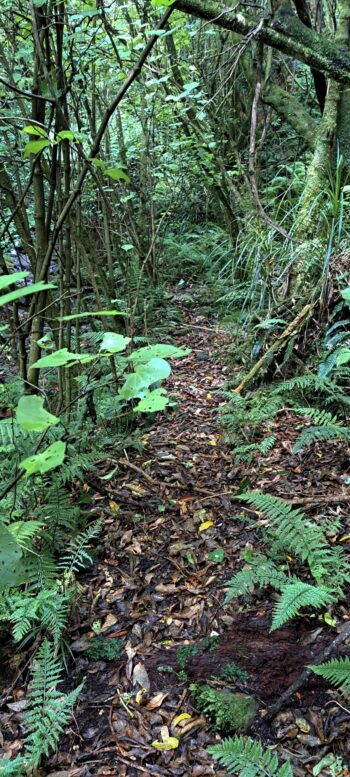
176,644,199,680
202,635,219,652
85,636,125,661
190,684,257,732
214,662,248,683
157,664,175,674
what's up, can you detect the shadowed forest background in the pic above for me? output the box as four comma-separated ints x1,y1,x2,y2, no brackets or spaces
1,1,350,775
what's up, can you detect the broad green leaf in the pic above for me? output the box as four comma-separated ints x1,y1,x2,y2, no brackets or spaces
56,130,75,141
341,288,350,300
20,440,66,476
89,157,105,169
23,139,51,158
16,395,59,432
32,348,86,368
0,271,29,290
58,310,127,321
134,388,169,413
0,524,28,590
23,124,48,137
0,281,55,307
119,372,148,401
136,357,171,384
129,344,191,363
119,358,171,401
105,167,130,183
100,332,130,353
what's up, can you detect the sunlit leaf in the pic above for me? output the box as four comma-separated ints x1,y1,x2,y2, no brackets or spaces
0,281,55,307
16,395,59,432
22,124,48,137
31,348,87,368
100,332,130,353
20,440,66,476
56,130,75,141
134,388,169,413
58,310,127,321
23,139,51,158
0,271,29,290
105,167,130,183
129,344,191,363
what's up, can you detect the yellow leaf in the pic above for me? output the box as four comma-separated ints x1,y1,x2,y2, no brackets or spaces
151,737,179,751
83,483,90,492
109,500,120,512
339,534,350,542
209,439,217,446
199,521,214,532
319,612,337,627
172,713,191,728
206,393,212,400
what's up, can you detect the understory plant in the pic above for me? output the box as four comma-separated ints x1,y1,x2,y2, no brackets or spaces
0,274,189,771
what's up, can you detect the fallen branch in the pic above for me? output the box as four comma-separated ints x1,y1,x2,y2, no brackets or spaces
234,301,314,394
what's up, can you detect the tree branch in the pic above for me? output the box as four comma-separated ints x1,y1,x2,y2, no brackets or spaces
174,0,350,84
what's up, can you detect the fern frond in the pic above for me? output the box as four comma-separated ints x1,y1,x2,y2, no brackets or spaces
0,755,26,775
59,520,101,575
293,423,350,453
239,492,346,583
308,657,350,693
208,735,293,776
24,639,82,766
271,580,334,631
225,555,288,603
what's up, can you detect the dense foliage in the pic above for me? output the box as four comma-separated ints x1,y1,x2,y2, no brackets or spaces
1,0,350,774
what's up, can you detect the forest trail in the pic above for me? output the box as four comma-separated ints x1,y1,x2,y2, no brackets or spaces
36,302,348,776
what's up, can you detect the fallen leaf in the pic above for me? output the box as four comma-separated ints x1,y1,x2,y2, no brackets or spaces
151,737,179,751
172,713,191,727
133,662,150,692
199,521,214,532
146,692,168,710
101,614,118,632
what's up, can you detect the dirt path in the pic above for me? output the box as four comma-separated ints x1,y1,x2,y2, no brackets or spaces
3,305,350,775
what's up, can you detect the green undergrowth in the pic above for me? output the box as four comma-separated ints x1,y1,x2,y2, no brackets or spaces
85,636,125,662
190,683,257,732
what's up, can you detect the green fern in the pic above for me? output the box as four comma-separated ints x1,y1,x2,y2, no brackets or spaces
271,580,334,631
24,639,83,766
291,406,350,453
59,519,101,575
225,554,288,603
208,735,293,776
0,755,26,776
238,492,347,584
308,657,350,693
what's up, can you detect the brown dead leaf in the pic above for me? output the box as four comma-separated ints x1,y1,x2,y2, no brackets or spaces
133,662,150,692
146,691,168,709
101,613,118,632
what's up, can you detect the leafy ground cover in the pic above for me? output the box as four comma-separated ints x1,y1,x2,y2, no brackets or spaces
1,298,349,776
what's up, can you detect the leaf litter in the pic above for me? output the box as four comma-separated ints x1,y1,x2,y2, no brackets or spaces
1,303,350,775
